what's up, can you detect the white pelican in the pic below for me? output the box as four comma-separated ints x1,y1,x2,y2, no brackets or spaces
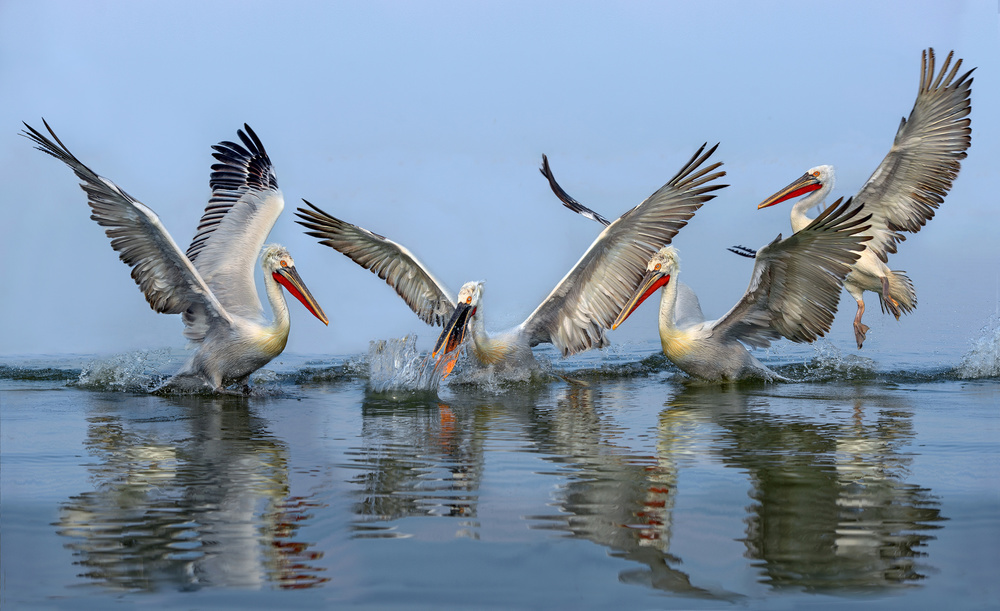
606,199,872,381
295,144,727,377
757,48,974,348
23,121,329,393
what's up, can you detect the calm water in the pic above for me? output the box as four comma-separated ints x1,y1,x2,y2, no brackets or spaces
2,330,999,610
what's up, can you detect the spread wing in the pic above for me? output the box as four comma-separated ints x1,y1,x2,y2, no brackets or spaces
184,124,284,321
295,201,457,326
848,48,973,262
711,198,871,348
23,119,232,342
521,144,727,355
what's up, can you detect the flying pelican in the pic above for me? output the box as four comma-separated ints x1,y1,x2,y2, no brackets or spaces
757,48,974,348
607,200,871,381
295,144,727,377
23,121,329,393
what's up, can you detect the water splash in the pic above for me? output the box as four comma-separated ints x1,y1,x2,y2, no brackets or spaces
956,315,1000,379
444,359,534,394
366,335,446,393
365,335,551,394
776,341,880,382
75,349,173,392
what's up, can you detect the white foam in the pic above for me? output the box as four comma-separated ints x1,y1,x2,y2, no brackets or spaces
75,349,173,392
957,315,1000,379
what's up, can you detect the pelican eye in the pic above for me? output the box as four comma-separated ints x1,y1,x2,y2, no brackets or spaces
465,296,472,304
280,260,289,268
811,171,821,178
654,263,661,271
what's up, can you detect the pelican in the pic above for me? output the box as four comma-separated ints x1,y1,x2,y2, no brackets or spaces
757,48,974,348
295,144,727,377
542,166,873,381
23,121,329,393
606,199,871,381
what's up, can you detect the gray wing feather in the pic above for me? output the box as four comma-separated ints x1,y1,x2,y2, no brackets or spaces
183,125,283,321
22,120,232,341
712,197,871,348
850,48,973,262
295,201,457,326
522,144,727,355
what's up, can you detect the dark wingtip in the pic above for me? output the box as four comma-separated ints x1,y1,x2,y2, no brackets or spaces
240,123,266,156
540,155,612,227
298,199,329,217
727,245,757,259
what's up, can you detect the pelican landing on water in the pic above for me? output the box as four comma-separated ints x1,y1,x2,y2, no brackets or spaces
23,121,329,393
543,166,872,382
757,48,974,349
609,200,871,382
295,144,727,379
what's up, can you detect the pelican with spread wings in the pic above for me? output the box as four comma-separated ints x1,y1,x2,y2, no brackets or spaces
757,48,974,348
23,121,329,393
296,144,726,377
608,200,870,381
542,162,872,381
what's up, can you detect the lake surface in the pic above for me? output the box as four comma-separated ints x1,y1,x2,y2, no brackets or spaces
2,329,998,610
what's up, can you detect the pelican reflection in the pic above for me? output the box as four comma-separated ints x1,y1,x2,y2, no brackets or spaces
525,383,741,600
56,394,327,591
669,384,945,590
347,393,486,538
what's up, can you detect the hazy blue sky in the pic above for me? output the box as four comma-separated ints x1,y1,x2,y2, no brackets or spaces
2,1,997,360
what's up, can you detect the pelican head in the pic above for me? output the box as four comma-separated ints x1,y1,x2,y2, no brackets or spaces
261,244,329,325
758,164,835,209
612,247,678,330
432,281,483,358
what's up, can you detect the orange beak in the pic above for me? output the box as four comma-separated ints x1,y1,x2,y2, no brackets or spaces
758,172,823,210
612,269,670,330
273,265,329,325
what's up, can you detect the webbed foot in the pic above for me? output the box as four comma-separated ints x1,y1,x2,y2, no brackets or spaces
854,321,870,349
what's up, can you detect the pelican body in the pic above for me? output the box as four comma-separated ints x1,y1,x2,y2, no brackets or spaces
24,121,328,392
758,48,973,348
296,144,727,378
610,200,871,381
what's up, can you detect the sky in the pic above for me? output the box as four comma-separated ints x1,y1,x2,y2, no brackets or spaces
2,1,998,361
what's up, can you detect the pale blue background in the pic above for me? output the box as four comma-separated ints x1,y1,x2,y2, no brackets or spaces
2,1,997,358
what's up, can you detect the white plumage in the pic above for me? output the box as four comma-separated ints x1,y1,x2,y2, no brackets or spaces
296,144,727,375
24,121,328,392
757,48,974,348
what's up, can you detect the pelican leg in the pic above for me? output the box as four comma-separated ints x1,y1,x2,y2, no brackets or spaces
881,276,902,319
233,373,253,394
853,298,869,350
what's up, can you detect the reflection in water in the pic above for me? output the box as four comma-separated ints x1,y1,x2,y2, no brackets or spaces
346,393,486,538
676,384,944,591
527,384,741,601
520,382,944,599
56,395,327,591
